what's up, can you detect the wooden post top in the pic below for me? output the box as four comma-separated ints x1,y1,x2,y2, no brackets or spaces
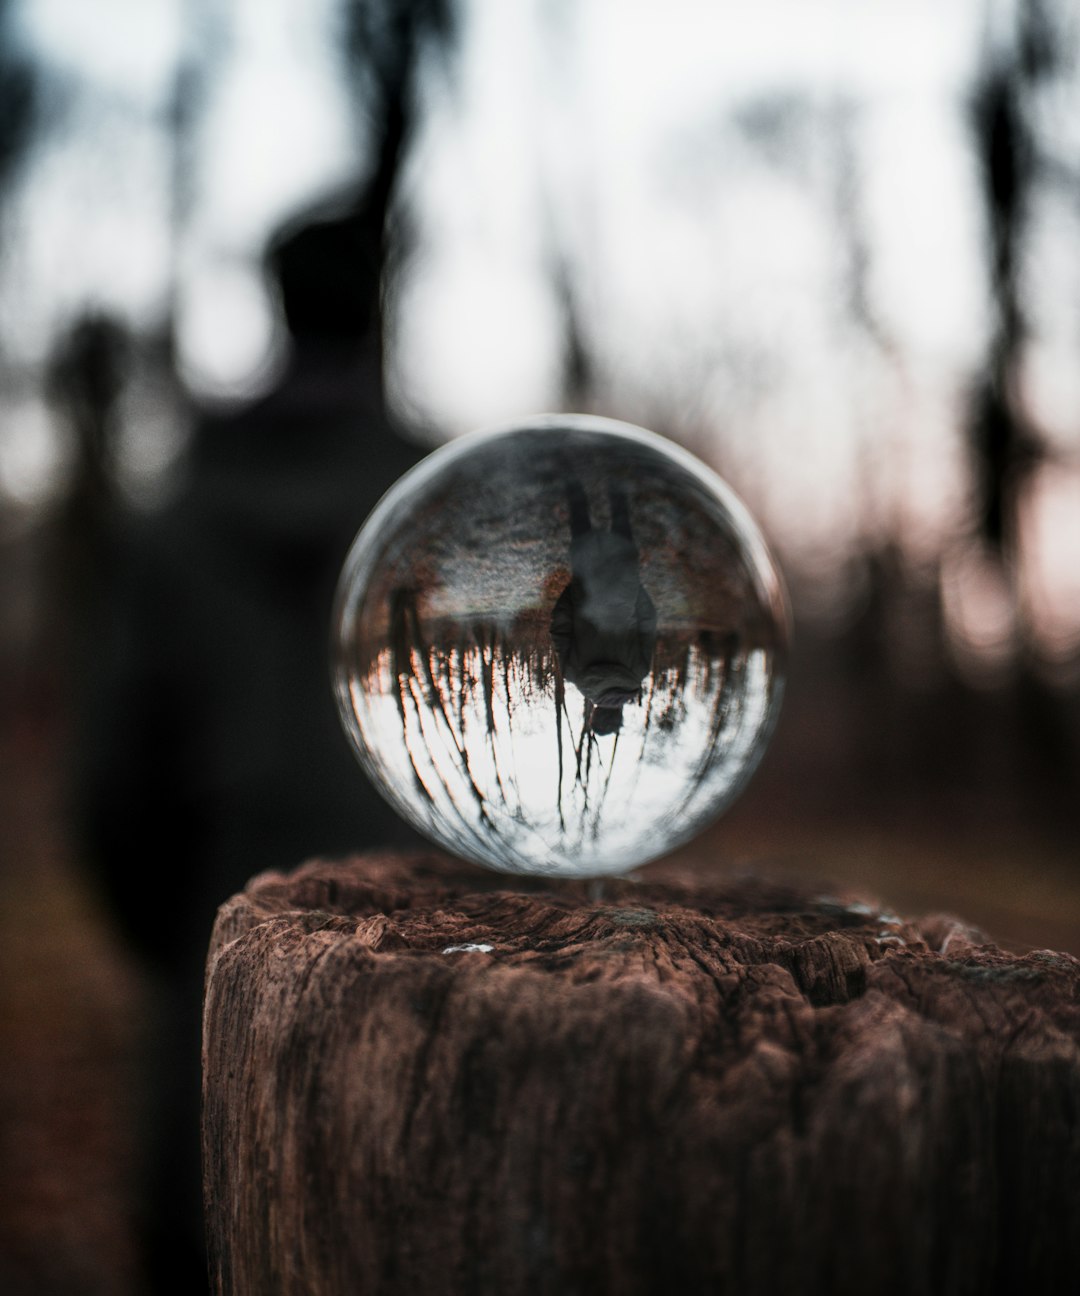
203,852,1080,1296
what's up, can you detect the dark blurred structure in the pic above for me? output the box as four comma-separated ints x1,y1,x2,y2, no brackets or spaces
76,193,424,951
39,4,468,1285
66,200,424,1291
0,0,34,197
45,312,130,644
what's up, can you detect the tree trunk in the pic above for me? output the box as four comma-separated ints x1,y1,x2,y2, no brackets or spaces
202,852,1080,1295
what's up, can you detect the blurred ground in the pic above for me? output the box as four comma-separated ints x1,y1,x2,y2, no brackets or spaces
693,803,1080,959
0,698,145,1295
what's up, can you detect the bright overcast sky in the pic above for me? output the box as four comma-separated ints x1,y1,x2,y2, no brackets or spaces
5,0,1079,634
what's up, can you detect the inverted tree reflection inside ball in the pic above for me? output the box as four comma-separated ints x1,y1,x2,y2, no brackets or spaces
333,417,788,876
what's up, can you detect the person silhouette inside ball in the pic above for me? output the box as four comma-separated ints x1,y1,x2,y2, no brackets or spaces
550,478,657,735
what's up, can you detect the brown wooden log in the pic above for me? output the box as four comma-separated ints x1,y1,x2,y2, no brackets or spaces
202,852,1080,1295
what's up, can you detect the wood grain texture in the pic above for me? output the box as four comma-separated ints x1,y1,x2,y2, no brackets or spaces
202,852,1080,1295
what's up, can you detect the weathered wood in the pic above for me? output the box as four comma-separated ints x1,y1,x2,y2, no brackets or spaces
202,852,1080,1295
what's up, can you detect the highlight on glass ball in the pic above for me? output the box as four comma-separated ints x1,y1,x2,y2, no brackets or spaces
332,414,789,877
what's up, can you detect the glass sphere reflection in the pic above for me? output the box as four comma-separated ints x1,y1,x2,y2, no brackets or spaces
332,415,788,877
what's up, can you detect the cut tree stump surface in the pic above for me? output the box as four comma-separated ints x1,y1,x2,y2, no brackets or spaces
202,852,1080,1296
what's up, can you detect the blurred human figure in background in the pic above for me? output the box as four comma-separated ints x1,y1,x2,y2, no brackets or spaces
70,190,424,1292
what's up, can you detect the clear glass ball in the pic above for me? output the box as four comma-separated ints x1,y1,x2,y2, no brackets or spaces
332,415,788,877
